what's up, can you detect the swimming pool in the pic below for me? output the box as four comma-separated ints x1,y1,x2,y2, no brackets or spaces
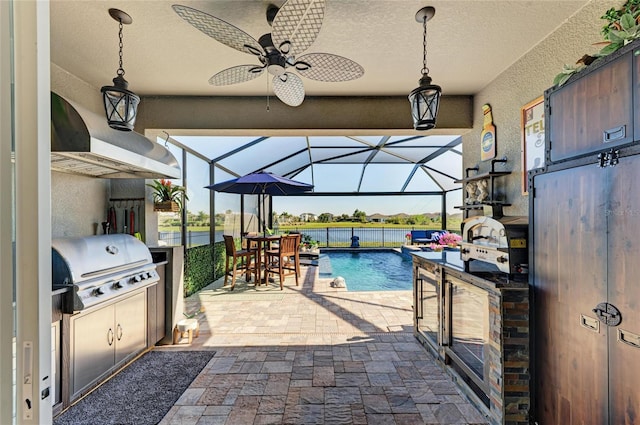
318,250,413,291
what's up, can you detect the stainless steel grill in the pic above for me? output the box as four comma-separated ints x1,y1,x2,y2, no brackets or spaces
52,234,159,312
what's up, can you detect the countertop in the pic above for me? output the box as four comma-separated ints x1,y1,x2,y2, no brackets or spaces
411,250,529,289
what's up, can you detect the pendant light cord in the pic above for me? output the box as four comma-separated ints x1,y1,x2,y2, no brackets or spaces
421,16,429,77
117,19,125,76
266,76,270,112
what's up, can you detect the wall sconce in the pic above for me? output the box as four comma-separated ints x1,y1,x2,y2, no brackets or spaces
408,6,441,131
101,8,140,131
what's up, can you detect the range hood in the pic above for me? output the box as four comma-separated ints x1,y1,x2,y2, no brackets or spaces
51,92,180,179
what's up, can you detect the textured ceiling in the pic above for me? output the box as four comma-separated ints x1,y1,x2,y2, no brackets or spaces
50,0,591,99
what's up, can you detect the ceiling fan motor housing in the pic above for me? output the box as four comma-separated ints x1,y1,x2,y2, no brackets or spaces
259,33,288,76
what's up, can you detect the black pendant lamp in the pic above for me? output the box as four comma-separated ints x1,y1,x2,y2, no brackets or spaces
101,8,140,131
408,6,441,131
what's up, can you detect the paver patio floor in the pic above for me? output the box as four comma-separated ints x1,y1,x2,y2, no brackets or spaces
158,261,488,425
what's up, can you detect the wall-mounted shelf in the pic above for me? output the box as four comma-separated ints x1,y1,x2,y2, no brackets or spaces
454,157,511,218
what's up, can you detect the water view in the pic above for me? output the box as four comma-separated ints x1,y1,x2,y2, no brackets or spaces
318,250,413,291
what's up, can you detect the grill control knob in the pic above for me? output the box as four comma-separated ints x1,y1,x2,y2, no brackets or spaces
112,281,123,289
93,287,104,296
497,256,508,263
134,275,142,282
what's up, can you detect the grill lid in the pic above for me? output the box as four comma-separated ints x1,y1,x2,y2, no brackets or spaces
52,234,152,286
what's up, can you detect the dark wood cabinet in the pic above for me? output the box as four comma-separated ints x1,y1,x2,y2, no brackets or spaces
533,39,640,424
547,51,633,163
532,157,640,424
605,157,640,425
532,165,609,425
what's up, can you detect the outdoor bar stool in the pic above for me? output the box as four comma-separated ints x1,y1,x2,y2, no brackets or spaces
223,235,256,290
265,233,301,290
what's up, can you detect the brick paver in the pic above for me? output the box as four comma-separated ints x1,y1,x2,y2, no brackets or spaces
158,261,488,425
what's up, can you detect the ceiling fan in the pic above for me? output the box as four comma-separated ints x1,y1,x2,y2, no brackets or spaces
172,0,364,107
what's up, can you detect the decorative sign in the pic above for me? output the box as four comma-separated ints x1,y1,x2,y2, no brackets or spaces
480,104,496,161
521,96,545,194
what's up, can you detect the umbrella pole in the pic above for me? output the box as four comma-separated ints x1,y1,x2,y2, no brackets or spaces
262,192,267,237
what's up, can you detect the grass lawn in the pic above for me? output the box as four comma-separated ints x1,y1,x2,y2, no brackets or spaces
159,219,462,233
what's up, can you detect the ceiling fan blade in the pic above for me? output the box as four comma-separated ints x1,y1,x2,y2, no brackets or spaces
272,0,325,57
296,53,364,82
209,65,265,86
272,73,305,107
173,5,263,56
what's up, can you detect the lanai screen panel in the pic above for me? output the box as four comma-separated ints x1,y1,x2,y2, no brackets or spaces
176,134,463,195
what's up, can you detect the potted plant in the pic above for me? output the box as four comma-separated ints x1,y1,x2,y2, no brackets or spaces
554,0,640,87
300,233,319,253
147,179,188,212
428,231,462,251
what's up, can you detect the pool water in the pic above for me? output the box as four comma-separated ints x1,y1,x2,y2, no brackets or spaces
318,250,413,291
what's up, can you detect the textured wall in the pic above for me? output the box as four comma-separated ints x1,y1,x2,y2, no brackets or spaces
462,0,622,217
51,171,109,238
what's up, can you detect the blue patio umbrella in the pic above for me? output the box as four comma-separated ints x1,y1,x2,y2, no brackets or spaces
205,171,314,234
206,171,313,196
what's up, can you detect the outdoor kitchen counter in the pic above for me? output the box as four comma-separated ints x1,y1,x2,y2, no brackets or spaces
411,250,529,291
411,251,530,425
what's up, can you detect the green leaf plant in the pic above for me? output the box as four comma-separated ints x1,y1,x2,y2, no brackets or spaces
146,179,189,211
554,1,640,87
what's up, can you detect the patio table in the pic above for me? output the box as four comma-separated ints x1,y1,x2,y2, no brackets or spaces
245,234,281,286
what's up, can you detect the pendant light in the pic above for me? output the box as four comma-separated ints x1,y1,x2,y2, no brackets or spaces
408,6,441,131
101,8,140,131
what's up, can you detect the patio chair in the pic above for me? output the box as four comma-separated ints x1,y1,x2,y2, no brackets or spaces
223,235,256,290
265,233,301,290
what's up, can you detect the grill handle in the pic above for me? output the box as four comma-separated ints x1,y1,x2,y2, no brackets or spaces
107,328,114,346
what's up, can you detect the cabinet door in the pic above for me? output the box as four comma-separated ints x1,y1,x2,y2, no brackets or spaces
548,52,633,163
607,155,640,424
71,305,115,396
115,291,146,365
532,165,608,424
415,263,441,350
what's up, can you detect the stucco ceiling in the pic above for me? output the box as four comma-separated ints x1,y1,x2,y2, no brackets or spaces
50,0,591,99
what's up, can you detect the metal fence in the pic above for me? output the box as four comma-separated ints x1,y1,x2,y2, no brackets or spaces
158,227,439,248
158,231,211,247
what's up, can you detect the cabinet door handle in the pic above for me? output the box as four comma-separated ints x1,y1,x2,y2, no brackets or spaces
580,314,600,333
415,278,423,319
618,328,640,349
603,125,625,143
107,328,114,346
116,324,123,341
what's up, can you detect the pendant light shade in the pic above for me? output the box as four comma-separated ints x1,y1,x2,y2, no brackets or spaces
101,9,139,131
409,7,441,131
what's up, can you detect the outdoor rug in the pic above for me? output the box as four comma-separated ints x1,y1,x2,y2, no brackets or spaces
53,350,215,425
